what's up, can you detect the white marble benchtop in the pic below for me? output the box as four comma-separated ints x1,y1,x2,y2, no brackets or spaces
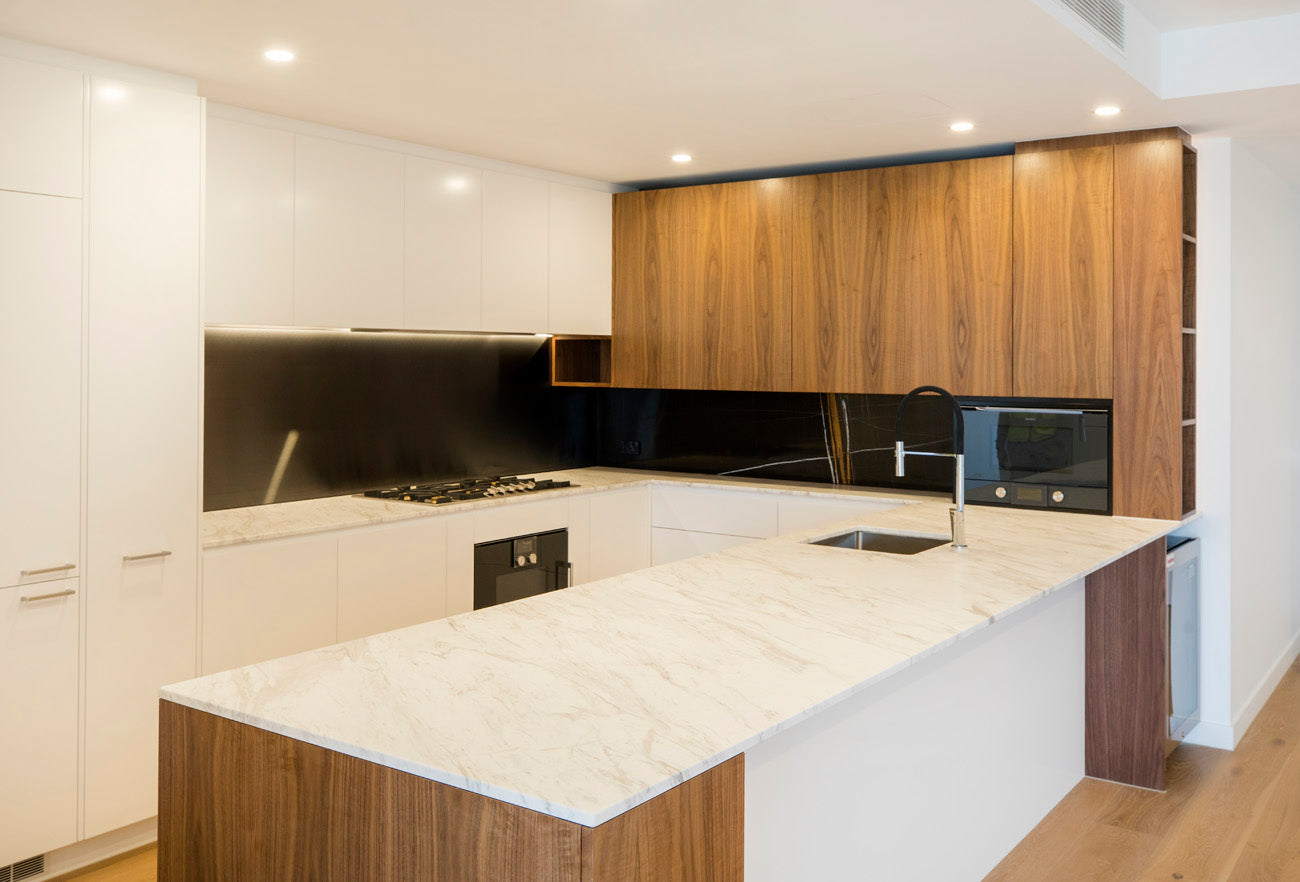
170,472,1179,827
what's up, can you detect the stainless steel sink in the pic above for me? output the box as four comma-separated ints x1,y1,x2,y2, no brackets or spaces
809,530,949,555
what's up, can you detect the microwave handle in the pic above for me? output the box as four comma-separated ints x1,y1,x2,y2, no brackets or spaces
557,561,574,589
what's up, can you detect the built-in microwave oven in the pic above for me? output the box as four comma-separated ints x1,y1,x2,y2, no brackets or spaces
960,400,1111,514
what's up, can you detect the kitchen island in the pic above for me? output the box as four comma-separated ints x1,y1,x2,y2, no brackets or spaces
161,476,1177,880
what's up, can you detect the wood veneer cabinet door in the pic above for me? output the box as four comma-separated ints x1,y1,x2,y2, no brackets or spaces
612,178,792,391
790,156,1014,395
1113,139,1184,520
1012,146,1114,398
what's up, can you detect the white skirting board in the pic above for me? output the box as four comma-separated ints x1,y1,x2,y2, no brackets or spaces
1185,626,1300,750
15,818,154,881
745,579,1085,881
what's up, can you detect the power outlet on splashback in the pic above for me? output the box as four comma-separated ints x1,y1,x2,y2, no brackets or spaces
619,440,642,456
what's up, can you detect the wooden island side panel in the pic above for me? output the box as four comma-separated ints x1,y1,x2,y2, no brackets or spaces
159,701,743,881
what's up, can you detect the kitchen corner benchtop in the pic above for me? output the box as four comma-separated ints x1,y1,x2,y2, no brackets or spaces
201,467,940,548
169,471,1179,827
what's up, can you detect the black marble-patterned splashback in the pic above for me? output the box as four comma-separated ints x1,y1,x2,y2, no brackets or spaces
204,328,594,511
593,389,961,495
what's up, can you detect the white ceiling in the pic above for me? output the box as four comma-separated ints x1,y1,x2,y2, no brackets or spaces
2,0,1300,185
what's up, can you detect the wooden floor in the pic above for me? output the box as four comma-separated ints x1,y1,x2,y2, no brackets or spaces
55,657,1300,882
989,655,1300,881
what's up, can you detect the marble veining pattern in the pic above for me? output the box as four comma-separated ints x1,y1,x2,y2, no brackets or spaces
171,473,1178,827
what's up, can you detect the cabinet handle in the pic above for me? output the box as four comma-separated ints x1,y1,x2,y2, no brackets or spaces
20,587,77,603
123,550,173,562
20,563,76,577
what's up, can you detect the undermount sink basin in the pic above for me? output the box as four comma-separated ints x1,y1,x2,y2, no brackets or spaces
809,530,949,555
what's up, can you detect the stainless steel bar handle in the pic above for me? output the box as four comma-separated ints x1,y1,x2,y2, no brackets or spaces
123,550,173,562
20,587,77,603
20,563,76,577
558,561,574,589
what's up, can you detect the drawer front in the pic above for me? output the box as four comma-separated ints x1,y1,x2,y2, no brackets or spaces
651,487,779,538
652,528,757,567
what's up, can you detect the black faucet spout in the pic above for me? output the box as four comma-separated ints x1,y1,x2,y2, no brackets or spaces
894,385,964,456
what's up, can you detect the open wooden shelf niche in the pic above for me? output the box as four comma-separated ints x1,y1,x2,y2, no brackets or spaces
550,335,613,387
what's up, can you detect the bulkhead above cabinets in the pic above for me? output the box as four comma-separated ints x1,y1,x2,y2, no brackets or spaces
204,113,613,336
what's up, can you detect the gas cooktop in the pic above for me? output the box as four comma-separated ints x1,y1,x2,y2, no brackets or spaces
361,475,574,506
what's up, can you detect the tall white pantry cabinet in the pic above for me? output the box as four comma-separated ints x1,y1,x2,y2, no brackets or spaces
0,52,202,866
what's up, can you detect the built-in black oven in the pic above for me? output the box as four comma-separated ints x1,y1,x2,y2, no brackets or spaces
961,400,1111,514
473,529,572,610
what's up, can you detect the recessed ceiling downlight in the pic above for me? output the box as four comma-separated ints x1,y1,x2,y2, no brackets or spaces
264,48,296,62
671,153,692,163
1095,105,1121,116
950,121,975,133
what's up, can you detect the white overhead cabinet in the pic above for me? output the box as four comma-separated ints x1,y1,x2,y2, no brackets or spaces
549,184,612,335
83,78,202,838
0,191,82,590
204,117,295,325
294,135,405,329
404,157,483,331
0,580,79,867
482,171,550,332
0,54,83,198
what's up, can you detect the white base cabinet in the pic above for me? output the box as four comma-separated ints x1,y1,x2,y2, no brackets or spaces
83,76,202,839
0,580,79,867
0,190,82,591
587,488,651,581
203,535,338,675
338,519,448,642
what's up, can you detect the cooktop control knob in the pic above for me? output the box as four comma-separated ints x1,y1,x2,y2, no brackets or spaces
994,486,1007,499
1052,490,1065,503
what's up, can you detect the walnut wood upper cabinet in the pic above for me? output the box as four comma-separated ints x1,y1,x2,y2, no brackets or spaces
789,157,1014,395
1011,146,1114,398
612,178,793,391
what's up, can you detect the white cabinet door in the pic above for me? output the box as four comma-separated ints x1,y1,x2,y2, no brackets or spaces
0,580,78,866
588,488,651,582
652,528,755,567
445,514,475,617
294,135,404,329
84,78,202,838
776,497,902,535
0,55,83,198
338,519,447,642
202,535,338,674
482,171,548,332
0,191,81,590
548,184,611,335
651,486,780,538
205,117,294,325
404,157,482,331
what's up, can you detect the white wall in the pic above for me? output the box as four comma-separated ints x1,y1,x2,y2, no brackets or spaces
1185,136,1300,749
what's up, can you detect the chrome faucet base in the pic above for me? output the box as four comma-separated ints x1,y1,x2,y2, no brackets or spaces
949,506,967,550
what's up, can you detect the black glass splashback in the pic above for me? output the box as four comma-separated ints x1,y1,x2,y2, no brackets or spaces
593,389,961,494
204,328,594,511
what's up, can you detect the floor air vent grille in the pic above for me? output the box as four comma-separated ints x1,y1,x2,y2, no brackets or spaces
0,854,45,882
1055,0,1126,52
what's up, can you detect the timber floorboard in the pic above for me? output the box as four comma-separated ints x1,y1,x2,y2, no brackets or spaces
987,654,1300,881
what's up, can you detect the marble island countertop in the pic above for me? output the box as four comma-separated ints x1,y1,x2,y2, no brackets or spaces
170,471,1180,827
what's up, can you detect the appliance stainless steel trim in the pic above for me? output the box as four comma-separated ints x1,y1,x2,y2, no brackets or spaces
969,406,1107,415
123,550,173,562
558,561,574,588
20,587,77,603
20,563,76,577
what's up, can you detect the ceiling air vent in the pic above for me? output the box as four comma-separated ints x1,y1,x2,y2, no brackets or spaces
1054,0,1126,53
0,854,45,882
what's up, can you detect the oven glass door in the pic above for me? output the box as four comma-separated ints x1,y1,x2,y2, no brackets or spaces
963,408,1109,487
473,529,569,610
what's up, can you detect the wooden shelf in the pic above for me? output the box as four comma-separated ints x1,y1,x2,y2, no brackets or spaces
550,335,612,387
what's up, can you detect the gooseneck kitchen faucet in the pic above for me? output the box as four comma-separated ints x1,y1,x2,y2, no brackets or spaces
895,385,967,550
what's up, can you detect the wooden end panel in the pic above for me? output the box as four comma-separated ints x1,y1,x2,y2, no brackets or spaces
1085,540,1168,791
585,754,744,882
1011,146,1114,398
159,701,583,881
1113,139,1184,520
